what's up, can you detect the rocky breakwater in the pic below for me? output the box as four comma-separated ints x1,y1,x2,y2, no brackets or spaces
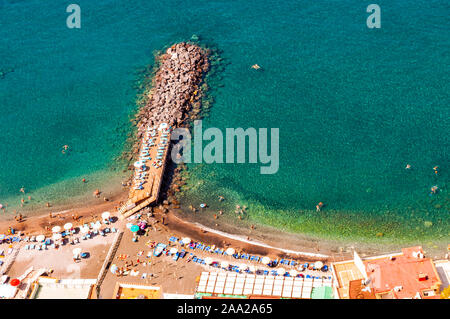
135,42,210,134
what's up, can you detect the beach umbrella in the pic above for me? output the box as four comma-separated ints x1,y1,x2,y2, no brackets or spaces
220,261,229,268
158,123,168,131
52,233,62,241
101,212,111,220
239,264,248,270
36,235,45,242
51,226,61,233
0,235,5,240
73,248,82,255
134,161,145,168
9,279,20,287
80,226,89,234
261,257,271,265
225,248,235,255
181,237,191,245
314,261,324,269
93,223,102,230
169,248,178,254
130,225,139,233
276,268,286,275
204,257,213,265
64,223,73,231
110,264,118,274
289,269,298,277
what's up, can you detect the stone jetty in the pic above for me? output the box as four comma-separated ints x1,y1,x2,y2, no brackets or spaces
136,42,209,133
119,43,209,218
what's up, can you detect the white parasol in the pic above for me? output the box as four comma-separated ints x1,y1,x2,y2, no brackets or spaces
80,226,89,234
36,235,45,242
239,264,248,270
169,247,178,254
63,223,73,231
204,257,213,265
289,269,298,277
51,226,61,233
261,256,271,265
134,161,145,168
181,237,191,245
93,223,101,230
101,212,111,220
52,233,62,241
249,266,256,272
158,123,168,131
220,261,229,268
225,248,235,255
314,261,324,269
72,248,82,255
276,268,286,275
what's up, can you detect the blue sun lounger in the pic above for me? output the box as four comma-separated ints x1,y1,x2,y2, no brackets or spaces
169,236,178,242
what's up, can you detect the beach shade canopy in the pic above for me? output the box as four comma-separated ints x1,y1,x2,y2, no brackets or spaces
204,257,214,265
64,223,73,230
80,226,89,234
36,235,46,242
52,233,62,241
261,257,271,265
93,223,102,230
289,269,298,277
249,266,256,272
158,123,168,131
134,161,145,168
239,264,248,270
51,226,61,233
0,235,6,240
314,261,324,269
220,261,229,268
181,237,191,245
73,248,82,255
225,248,235,255
169,248,178,254
9,279,20,287
276,268,286,275
101,211,111,220
110,264,118,274
130,225,140,233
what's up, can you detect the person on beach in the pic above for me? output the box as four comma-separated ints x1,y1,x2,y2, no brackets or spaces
20,187,25,194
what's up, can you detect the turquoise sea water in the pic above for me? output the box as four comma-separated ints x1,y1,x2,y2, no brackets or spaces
0,1,448,244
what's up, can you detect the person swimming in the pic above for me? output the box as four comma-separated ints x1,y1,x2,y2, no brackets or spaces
251,64,261,70
430,185,439,195
405,164,412,170
316,202,324,212
433,166,439,175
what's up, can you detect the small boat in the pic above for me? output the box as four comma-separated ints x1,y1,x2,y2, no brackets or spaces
153,243,166,257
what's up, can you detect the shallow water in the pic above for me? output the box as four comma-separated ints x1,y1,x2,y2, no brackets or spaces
0,1,448,244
